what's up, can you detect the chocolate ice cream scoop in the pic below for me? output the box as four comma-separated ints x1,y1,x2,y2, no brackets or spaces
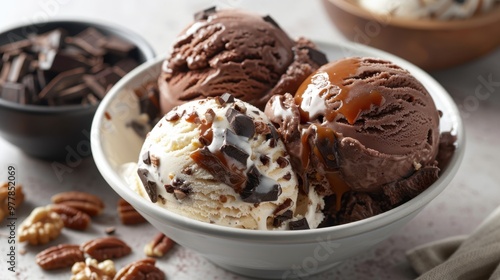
158,7,327,114
266,57,441,222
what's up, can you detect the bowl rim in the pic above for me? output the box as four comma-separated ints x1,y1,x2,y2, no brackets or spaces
91,40,465,243
0,19,156,113
328,0,500,30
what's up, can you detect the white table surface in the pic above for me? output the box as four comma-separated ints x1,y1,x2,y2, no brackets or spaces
1,1,499,279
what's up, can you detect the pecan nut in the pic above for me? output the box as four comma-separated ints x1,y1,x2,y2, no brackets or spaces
18,206,64,245
36,244,84,270
118,198,146,225
81,237,131,261
71,258,116,280
114,258,165,280
50,204,91,230
144,233,175,258
52,191,104,216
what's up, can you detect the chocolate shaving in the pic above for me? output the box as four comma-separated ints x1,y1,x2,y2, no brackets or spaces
137,168,158,203
262,15,281,29
289,218,310,230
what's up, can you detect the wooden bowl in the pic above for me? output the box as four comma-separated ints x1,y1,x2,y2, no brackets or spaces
323,0,500,71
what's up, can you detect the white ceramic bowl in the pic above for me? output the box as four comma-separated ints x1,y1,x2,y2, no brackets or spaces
91,41,464,279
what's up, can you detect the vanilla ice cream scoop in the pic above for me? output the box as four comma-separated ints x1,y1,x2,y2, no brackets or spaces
134,94,324,230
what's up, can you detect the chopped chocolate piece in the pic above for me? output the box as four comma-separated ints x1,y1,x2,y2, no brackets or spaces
304,46,328,66
273,198,293,216
39,50,90,72
190,147,246,193
8,53,31,82
142,150,151,165
83,74,106,99
173,189,187,200
194,6,217,21
85,93,99,105
38,67,86,99
260,155,270,166
0,59,11,83
221,142,249,166
289,218,310,230
315,130,339,170
36,69,48,89
231,114,255,138
0,82,26,103
276,156,289,168
21,74,37,103
273,210,293,227
31,28,64,53
204,108,215,123
181,166,193,175
0,39,32,54
66,27,107,56
150,154,160,167
216,93,235,105
262,15,281,29
165,111,180,122
241,165,281,203
103,36,136,56
56,83,90,101
283,172,292,181
234,102,247,113
225,107,239,123
114,58,139,75
137,167,158,203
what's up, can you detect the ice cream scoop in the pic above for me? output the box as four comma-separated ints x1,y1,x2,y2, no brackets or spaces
265,57,441,224
158,7,327,114
134,94,324,230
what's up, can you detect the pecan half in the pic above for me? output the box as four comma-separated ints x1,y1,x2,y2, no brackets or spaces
18,206,64,245
52,191,104,216
114,258,165,280
118,198,146,225
36,244,84,270
81,237,131,261
71,258,116,280
50,204,91,230
144,233,176,258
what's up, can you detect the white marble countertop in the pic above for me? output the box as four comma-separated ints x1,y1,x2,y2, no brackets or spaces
1,0,499,279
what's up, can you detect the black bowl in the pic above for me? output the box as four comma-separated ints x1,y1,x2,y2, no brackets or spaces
0,20,155,160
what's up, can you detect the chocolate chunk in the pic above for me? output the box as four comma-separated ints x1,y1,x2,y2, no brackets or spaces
137,168,158,203
225,107,239,123
173,189,188,200
234,102,247,113
221,143,249,166
276,156,289,168
231,114,255,138
266,124,280,148
304,46,328,66
273,210,293,227
83,74,106,99
31,29,64,53
103,36,136,56
21,74,38,103
39,50,91,72
8,53,31,82
114,58,139,75
262,15,281,29
190,147,246,193
204,108,215,123
0,82,26,103
165,111,180,122
241,165,281,203
57,83,90,102
255,121,271,135
0,39,32,54
283,172,292,181
181,166,193,175
66,27,107,56
289,218,310,230
273,198,293,216
216,93,235,105
38,67,86,99
260,155,270,166
142,150,151,165
194,6,217,21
